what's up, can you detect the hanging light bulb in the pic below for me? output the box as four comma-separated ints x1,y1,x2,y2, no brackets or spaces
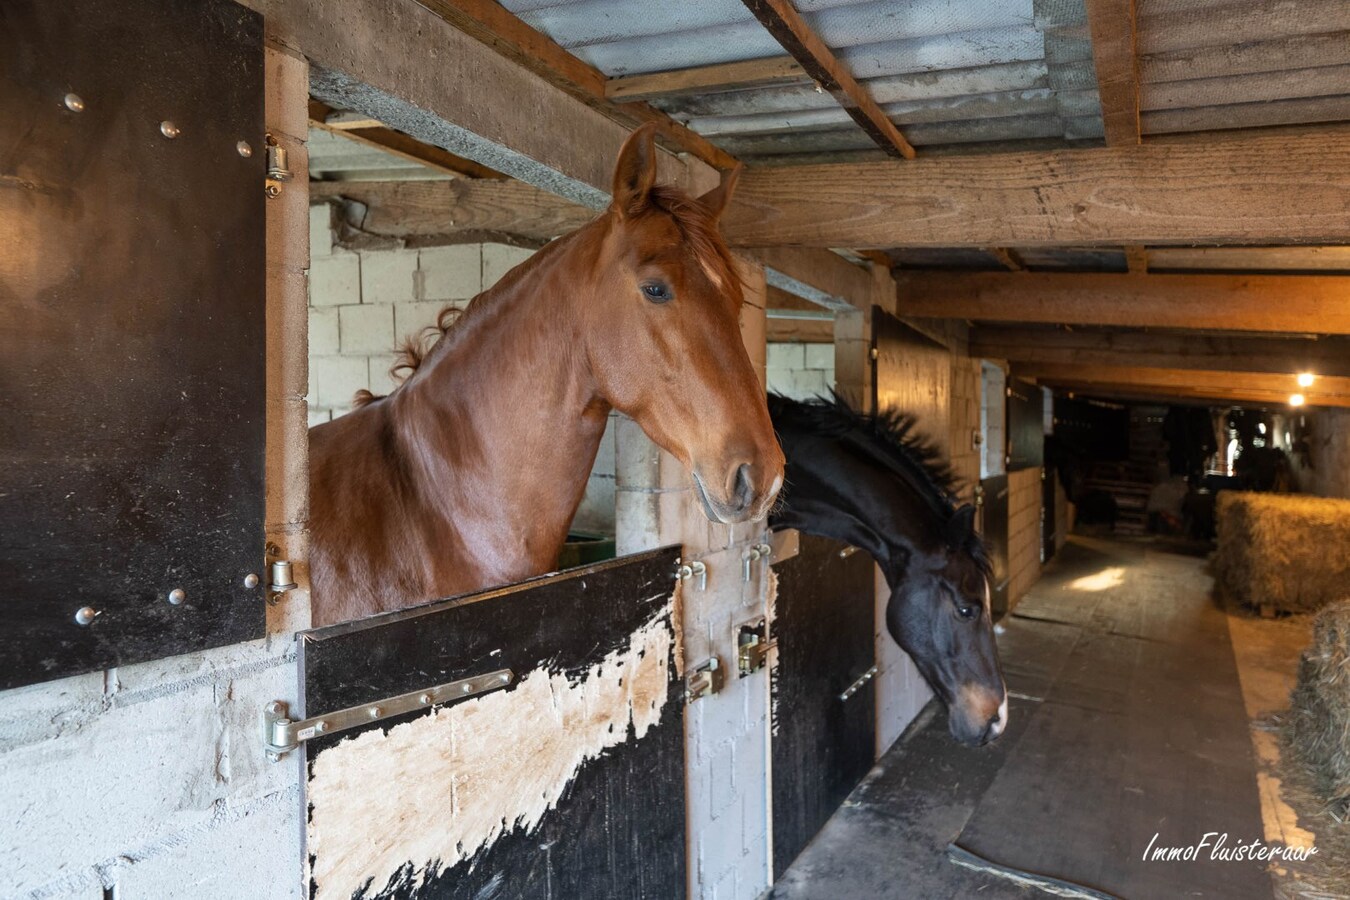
1289,394,1306,407
1297,372,1315,388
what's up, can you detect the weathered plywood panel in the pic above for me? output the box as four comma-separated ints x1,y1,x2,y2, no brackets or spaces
301,547,685,900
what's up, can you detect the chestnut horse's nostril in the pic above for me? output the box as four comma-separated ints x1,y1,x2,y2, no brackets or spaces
734,463,754,509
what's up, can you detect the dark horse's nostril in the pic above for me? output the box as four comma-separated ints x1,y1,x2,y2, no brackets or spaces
734,463,754,508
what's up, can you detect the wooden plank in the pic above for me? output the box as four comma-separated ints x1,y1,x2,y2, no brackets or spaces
309,99,505,180
1124,245,1148,274
1147,246,1350,272
309,179,593,245
969,327,1350,378
1042,380,1350,409
412,0,739,172
747,247,875,311
1084,0,1141,145
740,0,916,160
767,317,836,343
895,272,1350,334
721,125,1350,248
988,248,1026,272
238,0,702,207
605,56,808,102
1140,32,1350,84
1012,363,1350,399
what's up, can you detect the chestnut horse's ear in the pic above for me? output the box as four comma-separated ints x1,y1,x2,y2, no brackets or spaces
697,164,742,222
611,123,659,218
946,503,977,546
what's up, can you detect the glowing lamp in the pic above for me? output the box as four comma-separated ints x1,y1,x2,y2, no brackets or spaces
1289,394,1306,407
1297,372,1315,388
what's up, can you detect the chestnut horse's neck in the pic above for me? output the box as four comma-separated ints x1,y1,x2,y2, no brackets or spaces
388,226,609,579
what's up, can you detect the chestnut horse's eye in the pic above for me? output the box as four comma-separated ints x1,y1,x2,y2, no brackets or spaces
640,281,673,303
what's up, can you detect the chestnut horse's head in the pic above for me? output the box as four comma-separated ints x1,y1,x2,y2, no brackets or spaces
581,125,784,523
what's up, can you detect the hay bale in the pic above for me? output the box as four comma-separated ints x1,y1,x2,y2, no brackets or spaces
1290,601,1350,815
1214,491,1350,614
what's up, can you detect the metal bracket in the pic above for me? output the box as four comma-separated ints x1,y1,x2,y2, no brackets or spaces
741,542,774,582
839,665,878,702
737,620,777,677
684,656,723,704
676,560,708,591
261,668,514,761
766,528,799,565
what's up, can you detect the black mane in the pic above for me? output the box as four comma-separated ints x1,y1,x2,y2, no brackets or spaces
768,392,990,575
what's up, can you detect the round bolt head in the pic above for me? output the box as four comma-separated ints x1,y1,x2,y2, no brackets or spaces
167,588,185,606
499,673,510,684
368,706,382,719
244,573,260,589
264,183,281,199
461,683,473,694
265,700,286,716
160,121,180,139
64,93,85,112
315,720,330,733
419,694,432,704
74,606,97,626
236,140,252,158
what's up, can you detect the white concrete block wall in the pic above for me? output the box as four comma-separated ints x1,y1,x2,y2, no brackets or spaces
305,224,616,535
766,341,835,401
0,44,311,900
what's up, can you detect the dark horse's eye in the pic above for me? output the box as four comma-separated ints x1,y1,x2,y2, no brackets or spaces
956,600,979,620
640,281,673,303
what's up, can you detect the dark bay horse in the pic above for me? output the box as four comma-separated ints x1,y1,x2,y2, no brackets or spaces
308,124,785,626
768,393,1007,746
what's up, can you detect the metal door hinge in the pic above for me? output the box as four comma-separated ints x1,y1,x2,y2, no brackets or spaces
741,542,772,582
685,657,723,704
839,665,878,702
737,620,777,677
676,560,707,591
261,668,514,761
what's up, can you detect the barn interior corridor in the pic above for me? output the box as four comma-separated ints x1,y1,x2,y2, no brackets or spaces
772,536,1342,900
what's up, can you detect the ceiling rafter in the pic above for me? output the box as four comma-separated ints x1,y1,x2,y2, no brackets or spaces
1085,0,1142,146
739,0,916,160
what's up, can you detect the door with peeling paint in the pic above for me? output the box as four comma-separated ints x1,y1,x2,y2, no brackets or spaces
298,546,685,900
769,533,876,878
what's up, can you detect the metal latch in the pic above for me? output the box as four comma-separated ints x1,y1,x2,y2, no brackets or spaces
737,620,777,677
685,657,723,704
676,560,708,591
742,542,772,581
839,665,878,702
261,668,514,761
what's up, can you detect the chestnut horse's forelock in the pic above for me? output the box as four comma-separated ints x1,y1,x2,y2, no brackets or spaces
352,184,744,410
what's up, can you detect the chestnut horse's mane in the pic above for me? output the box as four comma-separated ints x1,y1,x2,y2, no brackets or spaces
353,185,738,410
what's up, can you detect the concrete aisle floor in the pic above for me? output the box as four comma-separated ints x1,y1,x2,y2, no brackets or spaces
771,536,1341,900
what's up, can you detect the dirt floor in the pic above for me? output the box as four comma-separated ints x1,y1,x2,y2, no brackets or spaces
771,536,1348,900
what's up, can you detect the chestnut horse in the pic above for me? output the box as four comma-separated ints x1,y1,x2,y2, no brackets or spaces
308,125,785,626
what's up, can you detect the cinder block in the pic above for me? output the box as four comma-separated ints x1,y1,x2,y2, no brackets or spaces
360,250,418,306
309,204,333,260
394,300,452,345
766,343,805,370
571,474,616,535
308,408,332,428
308,306,339,357
482,243,535,287
311,355,369,410
308,253,359,307
804,343,834,370
592,418,617,478
367,354,401,397
339,304,395,355
418,245,481,301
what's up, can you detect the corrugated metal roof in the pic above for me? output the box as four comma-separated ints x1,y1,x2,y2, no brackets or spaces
500,0,1349,162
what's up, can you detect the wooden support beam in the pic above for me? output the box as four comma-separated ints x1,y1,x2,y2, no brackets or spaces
970,327,1350,378
745,247,875,312
1084,0,1141,145
1047,382,1350,409
767,316,836,343
1147,246,1350,272
308,100,505,180
988,247,1025,272
722,125,1350,247
605,56,808,102
1124,245,1148,274
896,271,1350,334
413,0,739,172
309,179,593,246
1014,362,1350,399
739,0,916,160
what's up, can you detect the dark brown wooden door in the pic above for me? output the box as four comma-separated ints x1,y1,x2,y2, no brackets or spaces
770,533,876,878
300,547,686,900
0,0,266,688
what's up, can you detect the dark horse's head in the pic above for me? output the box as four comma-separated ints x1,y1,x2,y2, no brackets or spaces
768,394,1007,747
